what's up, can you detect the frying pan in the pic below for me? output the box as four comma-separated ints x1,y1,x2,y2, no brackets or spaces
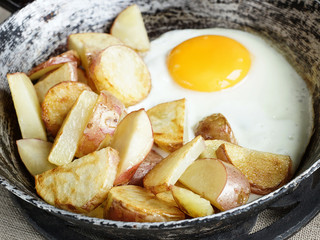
0,0,319,239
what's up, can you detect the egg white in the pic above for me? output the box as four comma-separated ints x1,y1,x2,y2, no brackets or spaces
128,28,313,174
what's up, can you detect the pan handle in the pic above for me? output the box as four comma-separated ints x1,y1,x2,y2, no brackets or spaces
0,0,33,13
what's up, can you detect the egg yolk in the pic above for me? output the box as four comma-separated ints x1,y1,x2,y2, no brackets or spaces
167,35,251,92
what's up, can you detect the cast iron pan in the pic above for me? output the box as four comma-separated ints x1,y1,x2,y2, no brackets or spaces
0,0,320,239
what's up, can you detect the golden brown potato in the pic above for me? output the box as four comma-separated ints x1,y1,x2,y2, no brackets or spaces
75,90,125,158
216,143,292,195
104,185,185,222
42,81,91,136
34,62,78,103
147,99,186,152
199,139,229,159
36,147,119,213
28,50,80,80
171,186,214,218
179,158,250,211
77,68,88,84
110,4,150,52
143,136,205,194
84,201,106,219
67,32,123,73
90,45,151,107
128,149,163,186
194,113,237,144
48,90,98,166
155,191,178,207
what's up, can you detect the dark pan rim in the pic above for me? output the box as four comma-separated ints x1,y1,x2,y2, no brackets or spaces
0,0,319,231
1,158,319,229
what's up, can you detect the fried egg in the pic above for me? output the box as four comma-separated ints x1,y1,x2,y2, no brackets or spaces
129,28,313,173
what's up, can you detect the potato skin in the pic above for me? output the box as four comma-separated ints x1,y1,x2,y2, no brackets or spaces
216,161,250,211
75,90,125,158
128,149,163,186
194,113,237,144
104,185,185,222
28,50,80,80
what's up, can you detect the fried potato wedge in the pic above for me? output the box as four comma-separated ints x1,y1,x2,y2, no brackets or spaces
7,73,47,140
128,149,163,186
90,45,151,107
16,139,56,176
34,62,78,103
67,32,123,72
84,201,106,219
143,135,205,194
104,185,185,222
48,90,98,165
28,50,80,80
155,191,178,207
111,109,154,185
77,68,89,85
171,186,214,218
42,81,91,136
36,147,119,213
111,4,150,52
179,158,250,211
147,99,186,152
155,181,189,207
199,140,229,159
75,91,125,158
216,143,292,195
194,113,237,144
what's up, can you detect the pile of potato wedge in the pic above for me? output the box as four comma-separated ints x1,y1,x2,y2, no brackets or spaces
7,4,292,222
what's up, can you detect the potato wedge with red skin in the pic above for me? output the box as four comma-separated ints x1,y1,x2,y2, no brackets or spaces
90,45,151,107
35,62,78,103
97,109,128,150
111,109,154,185
42,81,91,136
28,50,80,80
216,143,292,195
75,90,125,158
199,139,229,159
104,185,185,222
67,32,123,73
128,149,163,186
36,147,119,213
171,186,214,218
147,99,186,152
48,90,98,166
194,113,237,144
179,158,250,211
155,191,178,207
110,4,150,52
16,139,56,176
143,135,205,194
7,73,47,140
